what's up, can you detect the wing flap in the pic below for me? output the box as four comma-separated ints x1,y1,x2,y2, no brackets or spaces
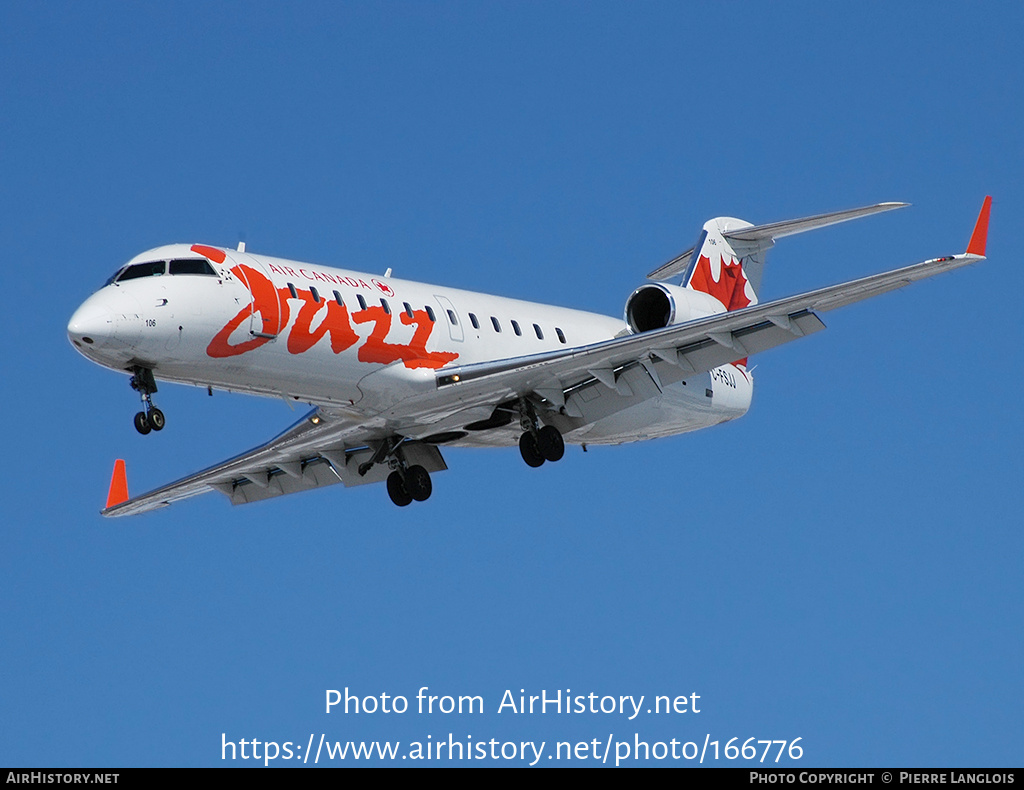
221,459,343,506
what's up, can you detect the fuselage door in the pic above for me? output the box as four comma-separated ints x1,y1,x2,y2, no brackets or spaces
225,251,287,338
434,295,464,342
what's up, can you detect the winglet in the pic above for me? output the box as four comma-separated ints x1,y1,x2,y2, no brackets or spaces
106,459,129,509
966,196,992,257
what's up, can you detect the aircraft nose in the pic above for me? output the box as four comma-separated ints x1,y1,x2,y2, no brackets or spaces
67,294,117,350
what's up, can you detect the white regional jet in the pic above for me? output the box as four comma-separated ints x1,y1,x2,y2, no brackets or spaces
68,198,991,514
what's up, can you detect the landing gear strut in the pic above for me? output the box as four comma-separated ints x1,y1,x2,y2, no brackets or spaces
517,398,564,467
130,366,164,435
361,437,434,507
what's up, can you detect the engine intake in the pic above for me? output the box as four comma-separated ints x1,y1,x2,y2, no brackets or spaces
624,283,725,333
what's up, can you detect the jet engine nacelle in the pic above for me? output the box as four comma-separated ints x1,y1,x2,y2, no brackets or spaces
624,283,726,333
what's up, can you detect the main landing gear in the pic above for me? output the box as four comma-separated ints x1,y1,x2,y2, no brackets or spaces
517,399,564,468
360,436,433,507
386,465,432,507
130,366,164,435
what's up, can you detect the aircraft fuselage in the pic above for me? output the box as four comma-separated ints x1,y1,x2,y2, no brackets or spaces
68,243,751,448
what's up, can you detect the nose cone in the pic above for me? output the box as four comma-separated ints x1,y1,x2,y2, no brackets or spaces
68,292,117,351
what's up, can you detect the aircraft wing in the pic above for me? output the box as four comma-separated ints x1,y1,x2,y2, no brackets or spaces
102,407,448,517
433,198,989,412
434,247,987,411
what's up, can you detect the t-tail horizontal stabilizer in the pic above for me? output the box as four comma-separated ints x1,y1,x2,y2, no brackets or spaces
648,202,909,281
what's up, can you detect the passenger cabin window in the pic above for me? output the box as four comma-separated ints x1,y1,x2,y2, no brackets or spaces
511,320,522,336
356,294,367,310
287,283,298,299
469,313,479,329
534,323,543,340
491,316,501,332
168,258,217,276
425,306,436,322
117,261,165,281
333,290,344,306
556,327,566,344
381,298,391,314
447,309,457,325
403,302,414,318
310,286,321,303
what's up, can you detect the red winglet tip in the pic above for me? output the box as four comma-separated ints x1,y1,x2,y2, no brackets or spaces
966,195,991,257
106,459,129,509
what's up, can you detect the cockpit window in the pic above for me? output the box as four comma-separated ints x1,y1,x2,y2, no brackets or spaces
117,261,166,281
169,258,217,276
104,267,126,286
112,258,219,284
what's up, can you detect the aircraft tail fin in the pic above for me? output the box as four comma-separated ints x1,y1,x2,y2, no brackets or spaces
681,218,763,312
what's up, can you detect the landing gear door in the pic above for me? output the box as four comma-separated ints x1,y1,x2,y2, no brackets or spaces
226,251,287,338
434,295,464,342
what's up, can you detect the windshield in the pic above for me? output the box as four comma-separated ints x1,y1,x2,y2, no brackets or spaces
117,261,166,282
104,267,125,286
168,258,217,276
108,258,219,285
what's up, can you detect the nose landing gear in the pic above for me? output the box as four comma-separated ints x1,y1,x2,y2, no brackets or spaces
130,366,165,435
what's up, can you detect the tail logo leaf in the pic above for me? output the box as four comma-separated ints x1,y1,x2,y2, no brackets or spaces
688,253,754,311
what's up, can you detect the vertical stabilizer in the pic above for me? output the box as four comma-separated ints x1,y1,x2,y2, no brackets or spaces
683,217,762,311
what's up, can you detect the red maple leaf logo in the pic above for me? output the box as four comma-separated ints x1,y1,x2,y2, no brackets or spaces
372,279,395,297
688,254,752,312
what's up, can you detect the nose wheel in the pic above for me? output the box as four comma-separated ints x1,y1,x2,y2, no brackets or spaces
134,407,165,435
130,367,165,435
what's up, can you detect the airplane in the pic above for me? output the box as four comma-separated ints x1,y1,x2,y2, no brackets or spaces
67,197,991,515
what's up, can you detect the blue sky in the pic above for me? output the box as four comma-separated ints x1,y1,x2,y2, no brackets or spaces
2,1,1021,767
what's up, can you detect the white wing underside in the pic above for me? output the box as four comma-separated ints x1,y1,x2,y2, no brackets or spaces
103,250,982,517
